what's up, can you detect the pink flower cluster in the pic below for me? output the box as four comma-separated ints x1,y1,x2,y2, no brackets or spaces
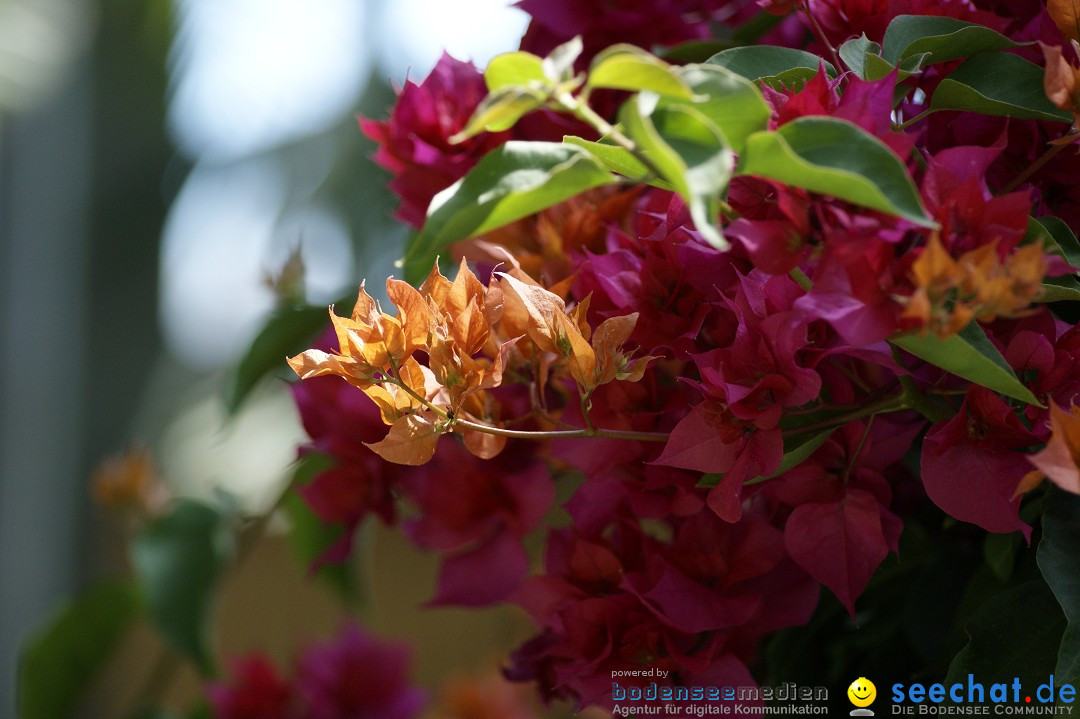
208,625,425,719
284,0,1080,712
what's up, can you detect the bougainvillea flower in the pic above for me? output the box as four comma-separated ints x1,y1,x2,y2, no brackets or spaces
291,335,405,562
287,284,409,390
208,655,295,719
1028,401,1080,493
360,53,510,227
921,387,1040,539
808,0,1005,45
921,143,1033,257
516,0,718,63
295,625,426,719
402,438,553,607
1041,42,1080,117
903,234,1047,337
761,418,917,613
767,69,913,159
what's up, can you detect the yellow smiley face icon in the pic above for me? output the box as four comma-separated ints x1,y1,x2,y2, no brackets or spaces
848,677,876,708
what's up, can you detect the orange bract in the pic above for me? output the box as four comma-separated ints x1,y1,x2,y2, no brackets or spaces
92,447,168,515
903,235,1047,337
287,259,655,466
1047,0,1080,43
1028,402,1080,494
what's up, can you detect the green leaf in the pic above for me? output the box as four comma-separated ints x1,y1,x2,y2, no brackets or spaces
484,51,546,91
754,428,836,483
620,94,734,250
450,86,547,142
738,117,933,226
1035,215,1080,267
983,531,1019,583
587,44,695,98
890,322,1042,405
881,15,1019,66
862,50,929,82
674,64,771,155
1038,488,1080,687
707,46,835,89
227,304,332,413
1043,278,1080,302
732,11,787,44
131,499,235,676
402,142,616,282
562,135,670,187
839,35,881,79
282,454,363,605
699,427,836,488
542,37,583,83
931,52,1073,123
660,40,737,64
18,581,140,719
945,580,1065,687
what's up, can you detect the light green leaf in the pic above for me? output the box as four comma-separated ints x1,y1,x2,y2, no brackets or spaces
620,94,734,249
881,15,1019,66
674,64,770,155
562,135,670,186
18,582,140,719
890,322,1042,405
402,142,616,282
931,53,1072,123
485,51,546,91
738,117,933,226
1038,488,1080,688
227,303,332,414
587,44,695,98
542,36,583,83
450,86,546,142
707,46,835,88
132,499,235,676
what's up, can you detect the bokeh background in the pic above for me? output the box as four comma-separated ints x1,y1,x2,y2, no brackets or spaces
0,1,543,716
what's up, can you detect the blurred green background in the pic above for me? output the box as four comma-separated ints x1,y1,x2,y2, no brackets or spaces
0,1,544,716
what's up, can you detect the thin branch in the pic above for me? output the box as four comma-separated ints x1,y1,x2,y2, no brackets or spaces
789,267,813,291
387,377,669,443
841,414,875,484
802,3,843,76
1001,130,1078,194
555,92,667,179
895,109,934,131
784,393,908,436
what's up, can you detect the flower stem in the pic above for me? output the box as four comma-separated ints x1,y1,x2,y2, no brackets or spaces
1001,130,1078,194
841,414,875,483
789,267,813,291
386,376,669,443
801,2,842,76
895,109,934,131
784,393,908,435
555,92,667,180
